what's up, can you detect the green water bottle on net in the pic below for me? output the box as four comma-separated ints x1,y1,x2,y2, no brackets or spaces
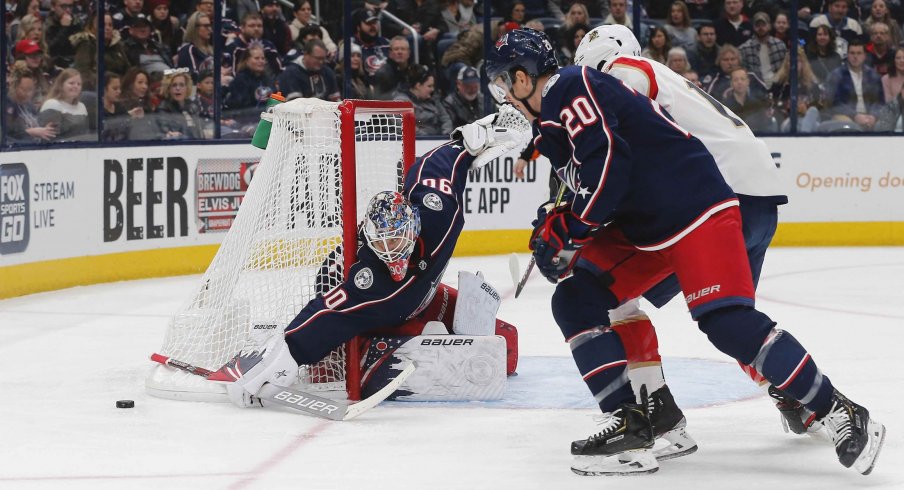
251,92,286,149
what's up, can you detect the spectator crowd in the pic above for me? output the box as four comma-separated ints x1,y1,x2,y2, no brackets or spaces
4,0,904,144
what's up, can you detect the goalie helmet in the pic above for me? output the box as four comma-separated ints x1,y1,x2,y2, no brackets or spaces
363,191,421,282
574,24,642,71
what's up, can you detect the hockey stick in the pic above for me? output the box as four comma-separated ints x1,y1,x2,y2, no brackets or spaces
150,353,415,421
513,182,567,298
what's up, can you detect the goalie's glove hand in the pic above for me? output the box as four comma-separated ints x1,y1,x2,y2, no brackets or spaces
529,207,591,283
452,104,531,170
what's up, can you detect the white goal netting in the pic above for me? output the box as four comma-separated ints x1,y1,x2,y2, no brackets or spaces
146,99,412,401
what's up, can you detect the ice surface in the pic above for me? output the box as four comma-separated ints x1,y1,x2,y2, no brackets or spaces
1,247,901,489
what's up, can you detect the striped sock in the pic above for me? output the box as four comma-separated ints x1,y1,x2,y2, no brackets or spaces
753,329,834,417
568,327,635,412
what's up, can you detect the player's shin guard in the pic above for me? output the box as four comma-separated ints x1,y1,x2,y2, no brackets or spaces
752,328,834,418
552,272,633,412
567,327,634,412
610,311,666,400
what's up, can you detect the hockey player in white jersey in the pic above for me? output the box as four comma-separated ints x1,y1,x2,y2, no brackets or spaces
570,24,807,459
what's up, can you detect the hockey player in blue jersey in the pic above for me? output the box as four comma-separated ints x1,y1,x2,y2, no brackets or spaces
486,28,885,476
208,105,533,404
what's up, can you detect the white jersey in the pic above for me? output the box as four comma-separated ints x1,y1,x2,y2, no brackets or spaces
602,55,785,199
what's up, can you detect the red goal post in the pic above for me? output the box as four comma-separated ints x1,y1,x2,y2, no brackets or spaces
339,100,416,400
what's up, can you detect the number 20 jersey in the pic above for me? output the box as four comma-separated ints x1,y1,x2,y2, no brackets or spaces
602,55,786,201
535,65,736,248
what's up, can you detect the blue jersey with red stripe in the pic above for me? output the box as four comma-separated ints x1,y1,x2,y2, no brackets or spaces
284,141,474,365
535,65,736,247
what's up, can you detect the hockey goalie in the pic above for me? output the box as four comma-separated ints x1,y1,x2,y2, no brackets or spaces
200,104,533,410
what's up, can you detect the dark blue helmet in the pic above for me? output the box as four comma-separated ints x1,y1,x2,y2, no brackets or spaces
486,28,558,86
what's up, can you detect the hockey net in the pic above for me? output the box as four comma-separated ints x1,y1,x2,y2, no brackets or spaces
146,99,415,402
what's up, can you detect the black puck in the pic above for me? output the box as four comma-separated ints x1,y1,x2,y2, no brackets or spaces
116,400,135,409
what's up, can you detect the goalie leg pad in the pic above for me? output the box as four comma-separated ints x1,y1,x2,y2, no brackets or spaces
361,334,508,401
495,319,519,375
452,271,501,336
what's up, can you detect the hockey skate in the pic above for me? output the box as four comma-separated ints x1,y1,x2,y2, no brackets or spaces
571,385,697,461
571,396,658,476
768,385,824,436
817,390,886,475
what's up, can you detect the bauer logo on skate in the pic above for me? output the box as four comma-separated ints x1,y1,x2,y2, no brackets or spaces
685,285,721,304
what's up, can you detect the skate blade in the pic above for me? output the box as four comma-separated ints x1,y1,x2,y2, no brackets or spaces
654,427,699,461
853,419,886,475
571,449,659,476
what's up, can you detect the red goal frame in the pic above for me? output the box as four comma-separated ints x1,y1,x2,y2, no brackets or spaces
338,100,416,400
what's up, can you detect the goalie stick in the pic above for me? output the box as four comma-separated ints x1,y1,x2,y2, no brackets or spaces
513,182,567,298
150,353,415,421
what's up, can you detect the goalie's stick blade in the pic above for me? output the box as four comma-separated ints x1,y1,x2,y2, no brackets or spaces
343,362,416,420
149,353,416,421
257,383,350,420
258,363,415,421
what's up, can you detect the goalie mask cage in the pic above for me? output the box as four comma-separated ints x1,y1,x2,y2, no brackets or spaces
146,99,416,402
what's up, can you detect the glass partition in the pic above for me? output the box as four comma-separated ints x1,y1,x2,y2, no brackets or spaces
2,0,902,149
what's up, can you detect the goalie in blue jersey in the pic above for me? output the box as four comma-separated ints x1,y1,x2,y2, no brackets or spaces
209,105,533,404
485,28,885,476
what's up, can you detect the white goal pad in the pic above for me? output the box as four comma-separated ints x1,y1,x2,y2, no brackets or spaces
364,335,507,402
452,271,501,336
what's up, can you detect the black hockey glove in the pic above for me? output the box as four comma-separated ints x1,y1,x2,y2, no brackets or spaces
529,207,591,283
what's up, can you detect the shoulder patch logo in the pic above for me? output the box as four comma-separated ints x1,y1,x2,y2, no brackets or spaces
423,192,443,211
419,260,427,270
495,33,509,49
542,74,560,97
354,267,374,289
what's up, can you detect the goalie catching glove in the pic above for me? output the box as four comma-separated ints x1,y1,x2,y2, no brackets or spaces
529,204,592,283
452,104,532,169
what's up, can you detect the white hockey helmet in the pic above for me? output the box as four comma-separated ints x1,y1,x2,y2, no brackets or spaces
574,24,642,71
